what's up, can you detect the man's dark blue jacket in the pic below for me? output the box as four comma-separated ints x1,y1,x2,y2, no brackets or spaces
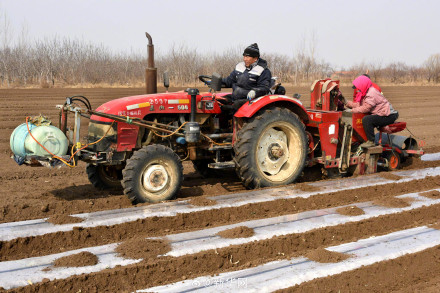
222,58,272,100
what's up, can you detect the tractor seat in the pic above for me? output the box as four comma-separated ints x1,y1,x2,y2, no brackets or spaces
378,122,406,134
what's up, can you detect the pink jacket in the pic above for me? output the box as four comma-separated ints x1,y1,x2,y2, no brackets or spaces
346,87,392,116
346,76,393,116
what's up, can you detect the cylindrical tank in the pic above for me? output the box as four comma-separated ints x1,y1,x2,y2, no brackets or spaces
10,123,68,158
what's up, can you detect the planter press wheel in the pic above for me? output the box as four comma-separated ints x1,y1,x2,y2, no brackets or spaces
384,151,401,171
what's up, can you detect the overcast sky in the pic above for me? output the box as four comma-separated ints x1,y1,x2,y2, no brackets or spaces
1,0,439,69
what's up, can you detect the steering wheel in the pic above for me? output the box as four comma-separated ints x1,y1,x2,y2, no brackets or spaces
198,75,212,84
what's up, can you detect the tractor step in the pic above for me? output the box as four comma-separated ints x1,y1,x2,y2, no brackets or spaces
208,161,235,169
208,145,233,151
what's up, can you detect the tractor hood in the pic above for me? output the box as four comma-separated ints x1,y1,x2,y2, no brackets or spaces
91,91,195,122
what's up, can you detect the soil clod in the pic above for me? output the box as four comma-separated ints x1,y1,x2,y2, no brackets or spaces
380,173,402,181
305,248,350,263
336,206,365,216
373,196,414,208
295,183,322,192
217,226,255,239
47,214,84,225
420,190,440,199
189,197,217,206
53,251,98,267
116,238,171,260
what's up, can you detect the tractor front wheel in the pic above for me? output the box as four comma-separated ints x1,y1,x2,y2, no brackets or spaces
86,164,122,189
122,145,183,203
234,107,308,189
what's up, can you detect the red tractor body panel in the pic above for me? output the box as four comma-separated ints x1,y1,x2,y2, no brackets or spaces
307,110,341,158
310,79,340,111
90,92,227,151
352,113,368,142
92,92,193,123
235,95,308,119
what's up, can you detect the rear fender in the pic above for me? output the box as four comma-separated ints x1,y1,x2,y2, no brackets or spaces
234,95,309,123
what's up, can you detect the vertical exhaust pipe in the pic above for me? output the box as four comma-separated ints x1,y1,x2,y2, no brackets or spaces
184,88,200,143
145,32,157,94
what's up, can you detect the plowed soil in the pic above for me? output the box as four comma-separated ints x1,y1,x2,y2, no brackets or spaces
1,86,440,292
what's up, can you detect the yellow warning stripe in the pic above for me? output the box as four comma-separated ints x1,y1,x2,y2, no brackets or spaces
168,99,190,104
126,102,150,110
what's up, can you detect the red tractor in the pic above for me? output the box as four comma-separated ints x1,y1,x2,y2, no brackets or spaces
51,74,422,203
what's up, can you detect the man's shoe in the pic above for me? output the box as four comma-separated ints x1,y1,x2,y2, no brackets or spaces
360,140,375,148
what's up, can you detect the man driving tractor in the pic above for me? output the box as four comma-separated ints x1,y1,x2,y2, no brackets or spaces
219,43,272,112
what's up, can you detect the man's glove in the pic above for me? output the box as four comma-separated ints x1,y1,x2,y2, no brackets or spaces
247,90,256,101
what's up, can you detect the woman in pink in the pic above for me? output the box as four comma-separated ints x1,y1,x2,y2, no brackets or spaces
343,75,398,148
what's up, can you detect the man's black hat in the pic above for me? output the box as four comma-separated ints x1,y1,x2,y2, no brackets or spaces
243,43,260,58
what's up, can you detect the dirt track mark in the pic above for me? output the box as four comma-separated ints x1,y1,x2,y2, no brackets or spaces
2,175,440,261
13,204,440,292
280,244,440,293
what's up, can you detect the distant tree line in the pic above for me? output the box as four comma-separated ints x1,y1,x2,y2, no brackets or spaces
1,11,439,88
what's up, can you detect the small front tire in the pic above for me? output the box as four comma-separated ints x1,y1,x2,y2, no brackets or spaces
122,145,183,204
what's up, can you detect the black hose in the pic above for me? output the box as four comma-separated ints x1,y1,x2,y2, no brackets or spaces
71,98,90,110
67,95,92,110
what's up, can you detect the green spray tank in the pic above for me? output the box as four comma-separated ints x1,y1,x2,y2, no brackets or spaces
10,122,68,158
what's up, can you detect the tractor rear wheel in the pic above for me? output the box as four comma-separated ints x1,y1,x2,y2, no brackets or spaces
86,164,122,189
234,107,308,189
122,144,183,204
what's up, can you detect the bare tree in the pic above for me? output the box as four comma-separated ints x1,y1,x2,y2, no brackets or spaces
0,16,437,89
383,62,408,83
424,53,440,83
367,61,383,83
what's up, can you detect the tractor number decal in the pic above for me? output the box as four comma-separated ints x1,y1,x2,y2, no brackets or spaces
126,102,150,110
356,118,362,125
177,105,188,110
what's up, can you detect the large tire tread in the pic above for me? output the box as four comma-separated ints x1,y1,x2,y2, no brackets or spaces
121,144,183,204
233,107,307,189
